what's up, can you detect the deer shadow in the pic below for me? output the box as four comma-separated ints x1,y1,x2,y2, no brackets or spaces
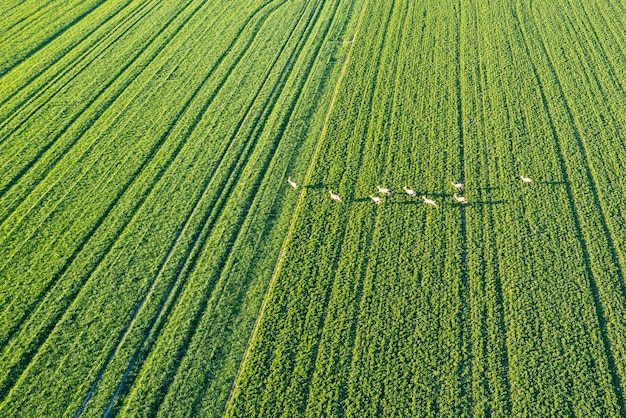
350,197,372,203
304,183,326,190
543,181,568,186
466,200,506,206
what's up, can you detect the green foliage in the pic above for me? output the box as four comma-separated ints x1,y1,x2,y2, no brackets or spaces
1,0,626,416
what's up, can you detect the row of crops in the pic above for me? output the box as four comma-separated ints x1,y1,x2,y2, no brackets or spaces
1,0,626,416
225,0,626,416
0,0,364,415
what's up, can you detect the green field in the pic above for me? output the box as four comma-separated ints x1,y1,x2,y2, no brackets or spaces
2,0,626,416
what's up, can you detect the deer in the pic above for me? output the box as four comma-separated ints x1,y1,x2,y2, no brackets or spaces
520,175,535,184
329,190,343,202
376,185,391,196
451,181,464,191
453,193,468,204
287,177,298,190
369,195,382,205
422,195,439,208
402,186,417,197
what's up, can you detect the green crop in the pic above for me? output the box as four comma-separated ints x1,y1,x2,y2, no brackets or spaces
1,0,626,416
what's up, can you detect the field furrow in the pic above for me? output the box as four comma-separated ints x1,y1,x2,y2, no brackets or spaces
0,0,122,77
0,0,261,353
75,0,335,414
2,0,626,415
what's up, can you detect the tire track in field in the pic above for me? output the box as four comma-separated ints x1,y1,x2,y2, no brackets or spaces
103,0,331,410
0,0,272,302
0,0,223,348
96,0,320,410
477,61,514,413
0,0,92,44
0,0,112,77
330,0,405,413
0,1,284,402
296,8,389,403
155,0,354,414
483,181,513,414
225,0,370,410
100,0,317,401
302,0,402,408
512,2,626,414
474,12,512,413
0,0,182,208
0,0,154,144
0,0,218,247
73,0,321,414
140,0,350,414
0,0,56,36
455,0,473,412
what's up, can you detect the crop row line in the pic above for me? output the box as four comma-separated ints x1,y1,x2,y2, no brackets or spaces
0,0,155,146
0,0,114,77
514,1,626,413
75,0,327,414
225,0,370,410
0,0,264,402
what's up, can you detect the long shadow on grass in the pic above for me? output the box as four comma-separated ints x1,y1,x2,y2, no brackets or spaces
304,183,326,190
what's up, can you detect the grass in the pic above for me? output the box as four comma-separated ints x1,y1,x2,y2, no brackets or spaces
1,0,626,416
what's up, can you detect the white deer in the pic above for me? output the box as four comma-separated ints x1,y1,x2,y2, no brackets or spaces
369,195,382,205
376,185,391,196
329,190,343,203
402,186,417,197
422,195,439,208
453,193,468,205
287,177,298,190
451,181,464,191
520,175,535,184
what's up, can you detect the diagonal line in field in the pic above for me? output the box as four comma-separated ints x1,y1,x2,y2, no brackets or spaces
71,1,300,415
513,1,626,414
224,0,370,410
0,0,112,78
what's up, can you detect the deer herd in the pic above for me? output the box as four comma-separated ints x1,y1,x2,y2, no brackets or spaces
287,175,535,208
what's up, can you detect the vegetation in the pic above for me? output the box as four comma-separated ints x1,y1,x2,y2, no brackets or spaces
1,0,626,416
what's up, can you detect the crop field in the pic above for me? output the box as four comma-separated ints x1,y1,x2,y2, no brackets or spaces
2,0,626,416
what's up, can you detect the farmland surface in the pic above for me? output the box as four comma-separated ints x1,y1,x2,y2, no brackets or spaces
2,0,626,416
